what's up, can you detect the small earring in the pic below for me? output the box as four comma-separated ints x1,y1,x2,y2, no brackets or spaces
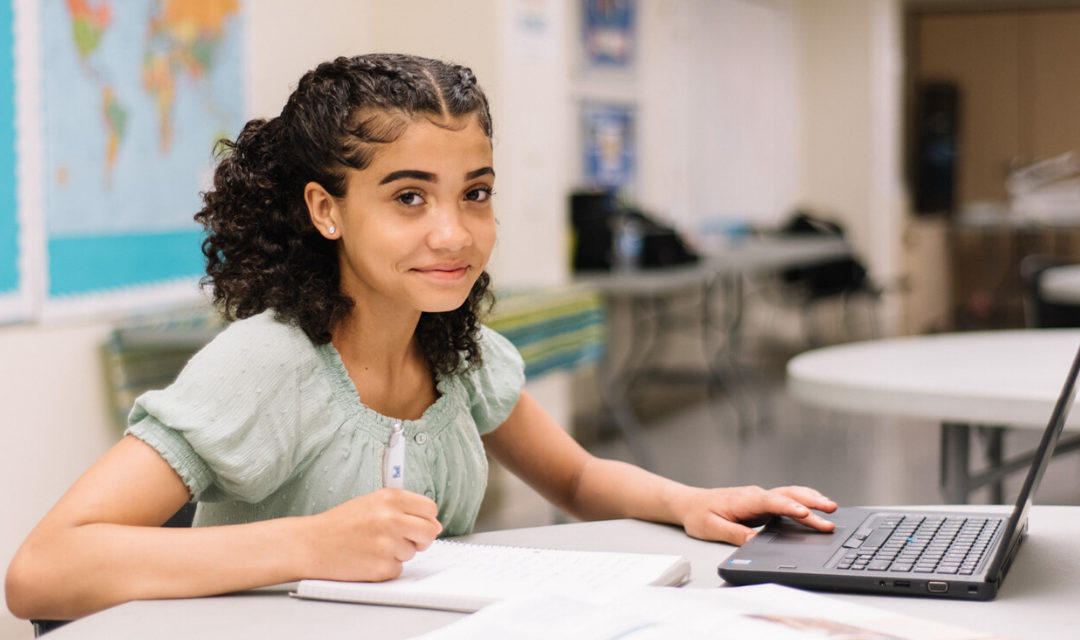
327,225,336,235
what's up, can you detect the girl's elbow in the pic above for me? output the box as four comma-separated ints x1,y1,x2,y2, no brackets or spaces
5,544,74,621
5,551,46,620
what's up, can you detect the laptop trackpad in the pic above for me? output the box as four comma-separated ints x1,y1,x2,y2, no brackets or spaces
758,522,843,546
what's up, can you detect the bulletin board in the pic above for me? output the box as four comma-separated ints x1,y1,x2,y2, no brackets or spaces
0,0,22,323
4,0,246,322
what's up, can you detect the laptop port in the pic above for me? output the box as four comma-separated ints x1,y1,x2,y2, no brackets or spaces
894,580,910,588
927,581,949,593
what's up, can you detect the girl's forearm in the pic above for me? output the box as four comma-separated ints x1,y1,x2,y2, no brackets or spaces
6,516,310,621
562,457,694,525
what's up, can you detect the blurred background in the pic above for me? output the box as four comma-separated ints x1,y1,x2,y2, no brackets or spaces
4,0,1080,636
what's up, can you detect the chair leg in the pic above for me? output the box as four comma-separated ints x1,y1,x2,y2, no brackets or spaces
32,620,70,636
800,301,824,348
840,290,882,342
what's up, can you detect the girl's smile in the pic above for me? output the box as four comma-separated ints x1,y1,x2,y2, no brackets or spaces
411,262,471,281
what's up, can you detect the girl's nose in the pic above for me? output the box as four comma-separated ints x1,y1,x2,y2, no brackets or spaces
427,206,472,252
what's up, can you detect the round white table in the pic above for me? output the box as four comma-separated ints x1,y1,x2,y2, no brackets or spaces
787,330,1080,503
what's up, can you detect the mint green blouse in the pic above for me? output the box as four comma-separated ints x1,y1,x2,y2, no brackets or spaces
126,310,525,537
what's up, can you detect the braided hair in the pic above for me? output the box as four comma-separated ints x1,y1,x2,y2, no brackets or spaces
195,54,495,377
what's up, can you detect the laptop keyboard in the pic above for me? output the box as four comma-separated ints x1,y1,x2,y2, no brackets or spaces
833,515,1001,575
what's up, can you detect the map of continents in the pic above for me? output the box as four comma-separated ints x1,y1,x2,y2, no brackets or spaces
43,0,243,297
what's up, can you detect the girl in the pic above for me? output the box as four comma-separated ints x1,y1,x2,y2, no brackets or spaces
6,53,835,621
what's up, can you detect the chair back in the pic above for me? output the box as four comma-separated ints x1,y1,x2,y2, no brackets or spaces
1019,254,1080,328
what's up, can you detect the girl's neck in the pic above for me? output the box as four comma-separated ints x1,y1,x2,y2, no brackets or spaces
330,305,437,420
331,303,422,373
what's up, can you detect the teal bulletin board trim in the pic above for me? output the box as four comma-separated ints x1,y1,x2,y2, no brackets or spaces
48,230,204,297
0,0,17,294
0,205,15,293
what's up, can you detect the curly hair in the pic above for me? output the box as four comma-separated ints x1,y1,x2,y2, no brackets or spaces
195,54,495,377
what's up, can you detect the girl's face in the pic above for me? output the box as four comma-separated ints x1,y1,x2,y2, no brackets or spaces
322,115,496,317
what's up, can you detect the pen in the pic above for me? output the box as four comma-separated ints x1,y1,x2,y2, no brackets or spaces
382,422,405,489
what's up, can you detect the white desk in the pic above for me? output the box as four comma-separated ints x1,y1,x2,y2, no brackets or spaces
788,330,1080,503
577,236,853,297
47,508,1080,639
576,236,853,464
1038,263,1080,305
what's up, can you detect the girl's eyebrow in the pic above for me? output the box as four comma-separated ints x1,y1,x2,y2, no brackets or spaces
379,169,436,185
379,167,494,185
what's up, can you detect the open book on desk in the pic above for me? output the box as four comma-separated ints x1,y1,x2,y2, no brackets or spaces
290,539,690,613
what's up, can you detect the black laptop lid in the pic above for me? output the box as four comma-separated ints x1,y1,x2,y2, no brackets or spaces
985,342,1080,577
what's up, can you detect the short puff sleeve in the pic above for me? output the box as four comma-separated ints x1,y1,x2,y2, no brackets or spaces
126,314,343,503
461,325,526,435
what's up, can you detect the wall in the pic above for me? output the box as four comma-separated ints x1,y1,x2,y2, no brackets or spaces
901,216,952,333
794,0,905,332
635,0,802,235
913,8,1080,208
492,0,573,287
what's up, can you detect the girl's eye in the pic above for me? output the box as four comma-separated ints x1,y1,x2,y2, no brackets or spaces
466,187,493,203
396,191,424,206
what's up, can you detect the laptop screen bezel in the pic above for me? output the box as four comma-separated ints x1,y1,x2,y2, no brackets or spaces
984,341,1080,578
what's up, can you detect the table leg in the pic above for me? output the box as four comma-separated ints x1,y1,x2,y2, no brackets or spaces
702,274,754,437
939,423,1080,505
596,296,659,469
620,296,667,396
940,423,972,504
599,282,754,458
599,375,652,469
977,426,1005,504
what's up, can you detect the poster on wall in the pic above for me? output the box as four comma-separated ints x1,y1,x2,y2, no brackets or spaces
0,0,25,324
582,0,635,71
33,0,245,318
509,0,559,61
581,102,635,193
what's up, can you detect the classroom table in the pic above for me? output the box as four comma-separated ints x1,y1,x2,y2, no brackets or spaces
576,235,853,465
45,507,1080,639
787,330,1080,503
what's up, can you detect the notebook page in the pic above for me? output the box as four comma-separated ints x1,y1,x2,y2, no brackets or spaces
403,541,689,595
292,540,690,612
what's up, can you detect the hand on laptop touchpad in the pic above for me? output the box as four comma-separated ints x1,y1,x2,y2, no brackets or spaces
758,520,842,545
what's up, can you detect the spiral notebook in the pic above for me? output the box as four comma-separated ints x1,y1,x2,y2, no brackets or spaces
290,540,691,613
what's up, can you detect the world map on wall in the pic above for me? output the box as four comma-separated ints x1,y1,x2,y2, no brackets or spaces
42,0,244,296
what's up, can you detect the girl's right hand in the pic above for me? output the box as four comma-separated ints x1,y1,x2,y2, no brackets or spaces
301,488,442,582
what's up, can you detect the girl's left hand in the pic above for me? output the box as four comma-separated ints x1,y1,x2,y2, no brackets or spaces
676,485,837,546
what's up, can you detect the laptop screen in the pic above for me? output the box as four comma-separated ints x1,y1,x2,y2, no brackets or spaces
987,342,1080,576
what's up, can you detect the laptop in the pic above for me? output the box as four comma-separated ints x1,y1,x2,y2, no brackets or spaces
719,343,1080,601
